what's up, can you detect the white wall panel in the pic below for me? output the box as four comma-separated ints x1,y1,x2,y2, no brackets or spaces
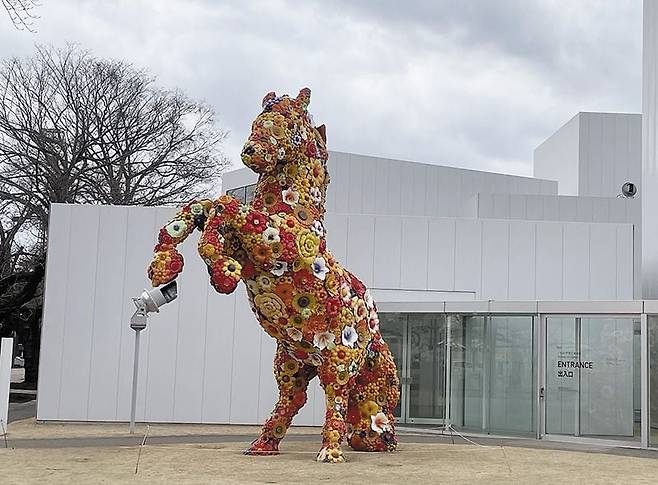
87,206,129,420
372,217,402,289
427,219,456,291
58,205,100,420
481,220,510,299
454,220,482,295
589,224,618,299
345,215,375,287
617,226,635,299
562,224,590,300
229,290,262,424
535,224,563,299
37,205,72,420
172,224,211,422
507,221,535,300
201,289,236,423
400,218,429,289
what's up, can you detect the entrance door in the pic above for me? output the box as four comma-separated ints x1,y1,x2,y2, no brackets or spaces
542,316,640,443
379,313,447,425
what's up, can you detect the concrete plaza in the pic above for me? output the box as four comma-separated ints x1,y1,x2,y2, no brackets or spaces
1,419,658,484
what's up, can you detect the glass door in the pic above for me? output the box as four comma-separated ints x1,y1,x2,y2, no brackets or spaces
379,313,447,425
450,315,536,435
406,314,447,424
542,316,640,443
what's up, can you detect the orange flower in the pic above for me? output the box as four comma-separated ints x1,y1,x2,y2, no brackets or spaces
274,282,294,306
307,315,328,333
253,243,272,263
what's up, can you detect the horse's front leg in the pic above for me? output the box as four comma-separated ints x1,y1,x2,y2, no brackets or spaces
148,199,214,286
316,349,360,463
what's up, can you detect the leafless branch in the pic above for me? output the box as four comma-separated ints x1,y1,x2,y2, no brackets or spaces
2,0,40,33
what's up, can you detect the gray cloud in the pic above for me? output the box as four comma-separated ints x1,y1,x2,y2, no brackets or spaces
0,0,642,177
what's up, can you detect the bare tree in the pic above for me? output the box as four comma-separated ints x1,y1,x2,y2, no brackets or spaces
0,44,230,383
2,0,40,32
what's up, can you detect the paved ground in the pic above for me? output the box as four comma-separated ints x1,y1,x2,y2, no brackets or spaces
1,419,658,484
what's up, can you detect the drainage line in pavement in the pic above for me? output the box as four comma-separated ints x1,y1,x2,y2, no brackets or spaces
135,424,150,475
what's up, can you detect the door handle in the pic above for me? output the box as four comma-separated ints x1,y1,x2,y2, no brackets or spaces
539,387,545,400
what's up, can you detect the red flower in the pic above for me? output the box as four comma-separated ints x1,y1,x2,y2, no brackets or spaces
241,260,256,279
279,231,297,261
168,259,182,273
293,269,314,289
243,211,267,233
350,273,366,296
305,141,317,157
211,271,238,294
292,392,306,408
293,349,308,361
275,202,292,214
325,297,340,317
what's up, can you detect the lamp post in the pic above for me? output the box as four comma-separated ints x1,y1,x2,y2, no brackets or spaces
128,280,178,434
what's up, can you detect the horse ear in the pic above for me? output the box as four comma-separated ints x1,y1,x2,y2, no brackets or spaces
316,124,326,143
262,91,276,108
296,87,311,109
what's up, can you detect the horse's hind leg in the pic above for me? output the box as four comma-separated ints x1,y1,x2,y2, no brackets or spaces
245,345,316,455
346,342,399,452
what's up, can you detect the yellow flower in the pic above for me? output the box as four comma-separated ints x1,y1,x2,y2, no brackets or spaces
359,400,379,417
325,273,339,296
282,360,300,376
296,230,320,263
254,293,286,321
222,259,241,278
292,292,316,312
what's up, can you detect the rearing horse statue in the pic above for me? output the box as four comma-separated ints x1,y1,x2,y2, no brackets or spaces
147,88,399,463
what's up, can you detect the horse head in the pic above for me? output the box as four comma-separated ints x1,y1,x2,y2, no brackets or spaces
241,88,328,178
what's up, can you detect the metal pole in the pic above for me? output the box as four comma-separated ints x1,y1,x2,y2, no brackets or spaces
129,329,142,434
640,313,650,449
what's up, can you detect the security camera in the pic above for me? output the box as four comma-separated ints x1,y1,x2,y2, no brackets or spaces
620,182,637,198
130,281,177,330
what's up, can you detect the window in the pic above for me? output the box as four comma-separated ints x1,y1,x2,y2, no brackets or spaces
226,183,256,204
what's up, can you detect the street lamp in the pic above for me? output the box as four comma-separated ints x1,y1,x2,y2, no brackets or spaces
128,280,178,433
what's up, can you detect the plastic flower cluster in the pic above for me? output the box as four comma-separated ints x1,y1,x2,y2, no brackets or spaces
147,88,399,463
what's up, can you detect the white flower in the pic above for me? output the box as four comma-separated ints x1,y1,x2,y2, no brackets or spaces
313,331,335,350
262,227,280,243
286,327,303,341
368,312,380,333
341,325,358,348
364,290,374,310
339,282,352,304
282,188,299,206
371,412,391,434
311,256,329,280
271,260,288,277
310,220,325,237
310,187,322,205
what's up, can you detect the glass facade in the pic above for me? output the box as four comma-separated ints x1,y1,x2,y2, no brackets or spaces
380,310,652,446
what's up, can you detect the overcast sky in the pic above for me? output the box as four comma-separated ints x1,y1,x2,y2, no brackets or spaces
0,0,643,176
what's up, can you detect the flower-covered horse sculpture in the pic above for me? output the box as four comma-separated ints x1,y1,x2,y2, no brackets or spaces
147,88,399,463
